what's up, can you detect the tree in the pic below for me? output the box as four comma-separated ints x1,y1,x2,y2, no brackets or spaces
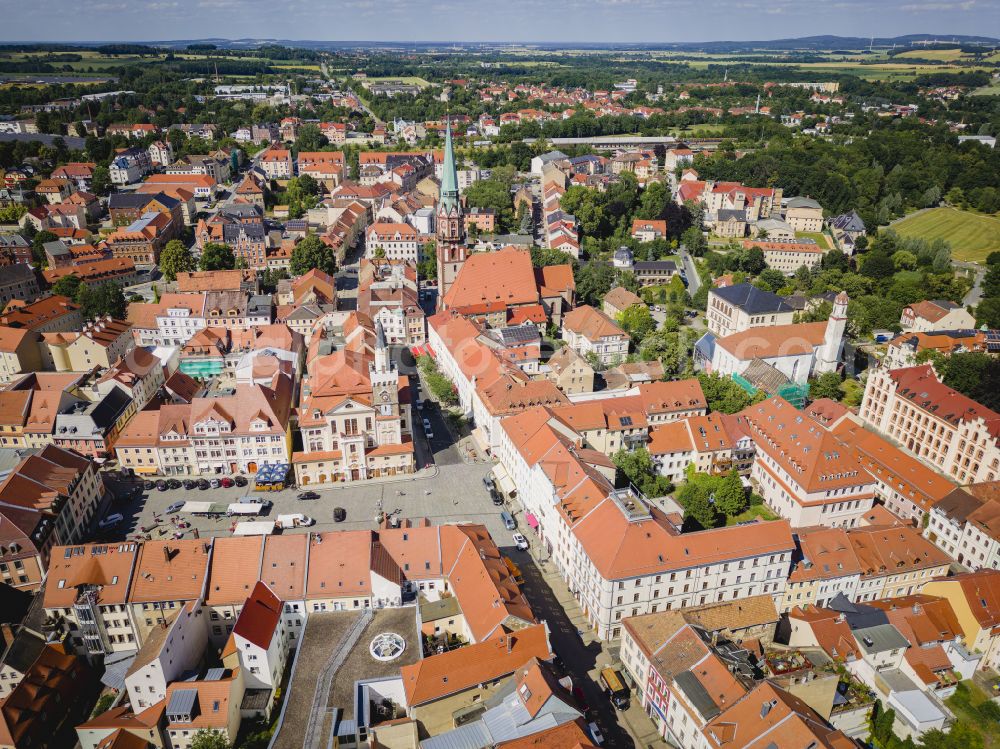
860,252,895,280
821,250,850,272
681,226,707,257
190,730,231,749
574,261,614,307
754,268,788,293
616,303,655,342
159,239,196,282
91,165,111,195
740,247,767,276
289,234,336,276
31,230,57,267
295,123,327,152
975,296,1000,329
677,481,719,531
714,470,747,517
809,372,845,401
76,282,126,320
612,448,673,498
199,243,236,272
51,274,82,298
463,178,514,232
697,373,759,414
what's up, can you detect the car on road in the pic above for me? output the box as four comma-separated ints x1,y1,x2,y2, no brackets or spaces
422,418,433,438
587,722,604,746
572,686,589,714
512,532,529,551
333,507,346,522
297,491,320,501
166,501,185,514
98,513,124,529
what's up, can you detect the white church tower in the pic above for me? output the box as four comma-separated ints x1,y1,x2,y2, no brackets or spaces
815,291,849,374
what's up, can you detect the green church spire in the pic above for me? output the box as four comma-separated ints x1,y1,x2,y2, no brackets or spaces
439,116,460,213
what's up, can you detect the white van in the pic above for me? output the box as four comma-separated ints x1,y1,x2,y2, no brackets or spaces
276,513,315,529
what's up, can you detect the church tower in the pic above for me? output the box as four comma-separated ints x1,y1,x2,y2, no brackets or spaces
816,291,848,374
370,321,397,417
435,117,466,308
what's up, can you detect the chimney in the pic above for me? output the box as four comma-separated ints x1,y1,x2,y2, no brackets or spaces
162,545,172,563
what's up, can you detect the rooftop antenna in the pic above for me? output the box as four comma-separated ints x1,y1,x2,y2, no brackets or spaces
755,93,761,113
723,68,728,82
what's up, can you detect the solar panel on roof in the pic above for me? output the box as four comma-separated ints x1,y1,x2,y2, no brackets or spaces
166,688,198,718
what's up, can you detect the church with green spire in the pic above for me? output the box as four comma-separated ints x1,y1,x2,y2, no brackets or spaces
435,117,466,307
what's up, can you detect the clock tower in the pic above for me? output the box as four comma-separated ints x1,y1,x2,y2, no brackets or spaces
370,321,398,418
435,116,466,308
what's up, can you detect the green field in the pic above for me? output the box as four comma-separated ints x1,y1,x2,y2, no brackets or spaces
891,207,1000,263
795,231,831,250
895,47,968,61
364,76,432,88
972,84,1000,96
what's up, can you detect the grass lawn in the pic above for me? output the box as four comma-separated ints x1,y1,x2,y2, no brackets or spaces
972,83,1000,96
795,231,831,250
891,206,1000,263
945,680,1000,749
726,502,779,526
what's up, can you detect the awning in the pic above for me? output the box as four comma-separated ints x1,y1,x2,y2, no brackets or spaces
525,512,539,529
470,426,490,453
491,464,516,497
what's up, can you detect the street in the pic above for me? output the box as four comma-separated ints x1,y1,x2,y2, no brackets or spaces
679,246,701,296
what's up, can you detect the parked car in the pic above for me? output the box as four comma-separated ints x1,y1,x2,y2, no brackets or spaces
500,510,516,530
155,480,167,492
333,507,346,522
182,480,195,490
482,476,494,491
512,532,529,551
234,476,248,487
491,490,504,507
588,722,604,746
423,418,433,438
220,477,234,488
297,491,319,501
166,479,181,490
143,480,155,491
197,479,210,490
98,513,124,529
166,501,185,514
572,686,589,714
210,479,221,489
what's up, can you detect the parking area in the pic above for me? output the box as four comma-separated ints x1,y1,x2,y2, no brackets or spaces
100,460,519,548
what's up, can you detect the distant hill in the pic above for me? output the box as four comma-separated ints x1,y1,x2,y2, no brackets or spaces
13,34,1000,52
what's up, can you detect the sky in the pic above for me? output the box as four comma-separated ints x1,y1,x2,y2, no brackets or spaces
4,0,999,43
